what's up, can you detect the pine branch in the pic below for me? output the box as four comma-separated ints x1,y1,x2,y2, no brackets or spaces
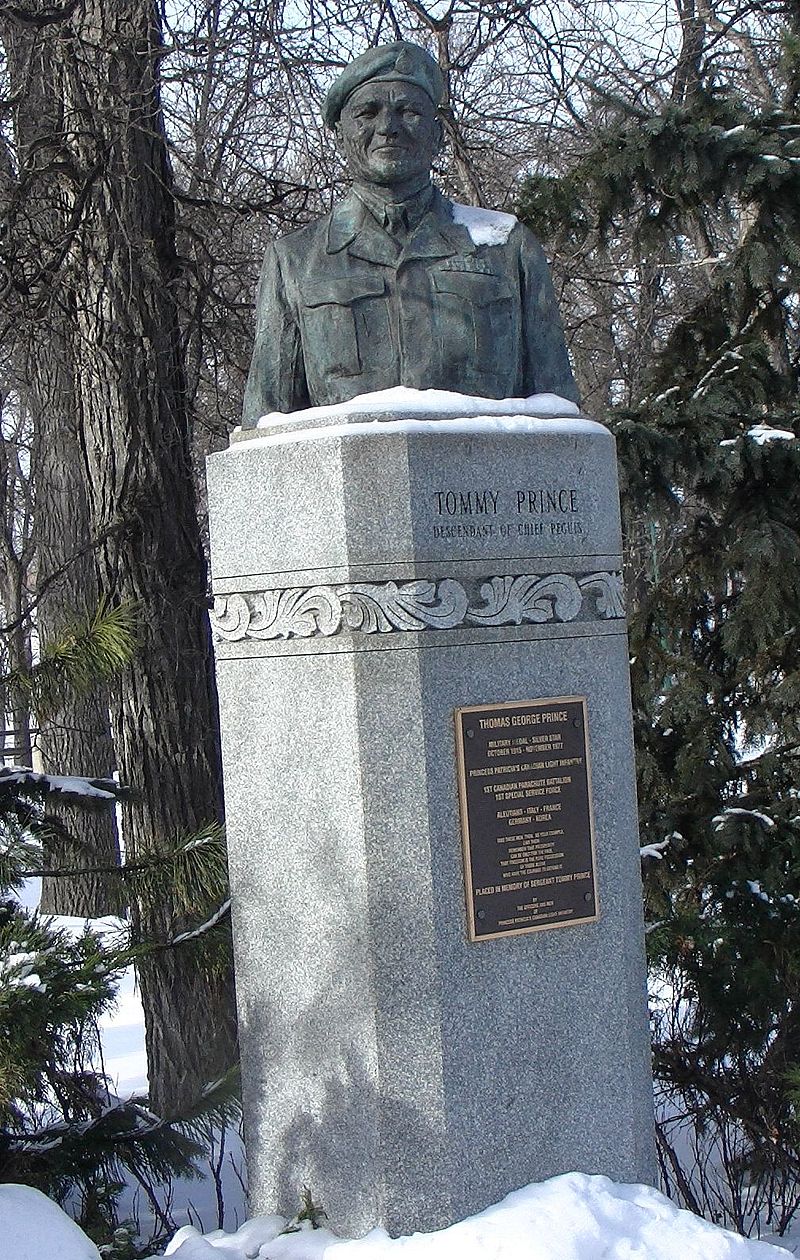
170,899,231,946
6,600,137,719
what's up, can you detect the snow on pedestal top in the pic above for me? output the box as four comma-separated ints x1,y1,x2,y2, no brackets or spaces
253,386,581,427
229,387,597,451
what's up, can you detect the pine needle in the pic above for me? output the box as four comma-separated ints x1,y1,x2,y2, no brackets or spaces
5,600,137,719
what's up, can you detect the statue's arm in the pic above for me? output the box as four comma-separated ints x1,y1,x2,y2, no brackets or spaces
518,227,580,405
242,242,309,425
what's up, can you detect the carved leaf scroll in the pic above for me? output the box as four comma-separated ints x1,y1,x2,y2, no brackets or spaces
212,589,340,640
210,572,625,642
466,575,583,626
339,579,468,632
578,571,625,619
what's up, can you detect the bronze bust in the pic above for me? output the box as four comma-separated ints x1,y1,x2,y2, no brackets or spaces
242,42,577,424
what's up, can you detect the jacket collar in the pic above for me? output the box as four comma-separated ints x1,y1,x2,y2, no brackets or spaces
327,188,477,265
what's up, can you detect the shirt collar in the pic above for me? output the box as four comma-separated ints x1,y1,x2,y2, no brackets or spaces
352,182,436,234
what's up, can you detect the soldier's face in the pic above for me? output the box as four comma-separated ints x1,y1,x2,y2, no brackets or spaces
336,81,442,189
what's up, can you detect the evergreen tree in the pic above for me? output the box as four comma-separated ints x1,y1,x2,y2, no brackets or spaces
0,781,236,1252
517,18,800,1235
0,607,237,1252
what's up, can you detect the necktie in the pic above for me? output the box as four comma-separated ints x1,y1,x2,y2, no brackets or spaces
385,204,409,239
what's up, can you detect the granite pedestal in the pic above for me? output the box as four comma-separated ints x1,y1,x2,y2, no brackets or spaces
206,392,655,1237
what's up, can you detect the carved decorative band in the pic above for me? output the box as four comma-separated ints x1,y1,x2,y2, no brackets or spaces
211,572,625,642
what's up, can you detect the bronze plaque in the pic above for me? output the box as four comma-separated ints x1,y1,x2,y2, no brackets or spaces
455,697,598,941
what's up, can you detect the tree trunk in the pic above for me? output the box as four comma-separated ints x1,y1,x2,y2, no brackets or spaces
43,0,236,1110
0,576,33,767
34,386,124,918
2,13,123,916
0,396,34,771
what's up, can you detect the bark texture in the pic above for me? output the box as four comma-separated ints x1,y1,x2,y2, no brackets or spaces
66,0,235,1111
34,386,124,918
9,0,237,1109
4,14,124,915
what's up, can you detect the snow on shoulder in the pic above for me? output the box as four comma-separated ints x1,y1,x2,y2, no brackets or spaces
451,201,518,246
150,1173,787,1259
0,1183,101,1260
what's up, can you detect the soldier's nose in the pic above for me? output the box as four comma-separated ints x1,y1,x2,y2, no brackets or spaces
376,108,400,135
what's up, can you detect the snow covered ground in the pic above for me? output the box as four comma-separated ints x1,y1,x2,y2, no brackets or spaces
96,964,249,1242
17,876,249,1242
10,879,800,1257
3,1172,797,1260
154,1175,799,1259
97,965,149,1097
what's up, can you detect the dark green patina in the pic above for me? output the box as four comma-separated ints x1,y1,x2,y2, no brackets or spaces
242,43,577,423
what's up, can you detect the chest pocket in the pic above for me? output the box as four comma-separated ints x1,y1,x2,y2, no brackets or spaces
431,270,512,303
301,275,386,379
431,270,515,371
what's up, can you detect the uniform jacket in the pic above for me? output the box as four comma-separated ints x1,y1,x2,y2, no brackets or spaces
242,188,577,423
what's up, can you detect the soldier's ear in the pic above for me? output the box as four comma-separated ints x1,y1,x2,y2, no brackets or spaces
333,120,346,156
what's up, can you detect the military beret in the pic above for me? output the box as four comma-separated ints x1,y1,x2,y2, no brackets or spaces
323,41,445,129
